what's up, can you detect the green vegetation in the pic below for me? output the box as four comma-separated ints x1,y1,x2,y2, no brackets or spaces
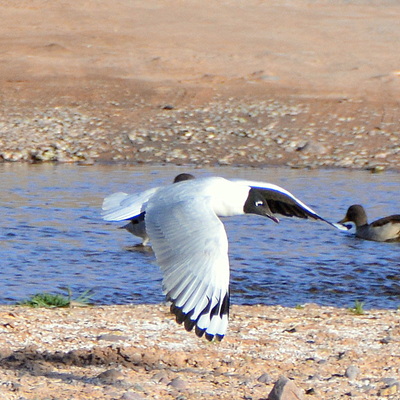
18,288,93,308
348,300,365,315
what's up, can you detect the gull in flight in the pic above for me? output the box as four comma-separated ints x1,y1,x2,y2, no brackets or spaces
102,174,343,341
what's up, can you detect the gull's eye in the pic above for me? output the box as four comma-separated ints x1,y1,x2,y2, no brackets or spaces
255,200,264,207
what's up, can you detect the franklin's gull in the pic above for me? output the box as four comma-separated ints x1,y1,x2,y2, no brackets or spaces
102,175,342,341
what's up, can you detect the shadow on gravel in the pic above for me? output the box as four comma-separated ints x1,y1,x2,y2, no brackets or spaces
0,344,169,381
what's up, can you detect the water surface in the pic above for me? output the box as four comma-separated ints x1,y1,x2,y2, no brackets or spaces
1,163,399,309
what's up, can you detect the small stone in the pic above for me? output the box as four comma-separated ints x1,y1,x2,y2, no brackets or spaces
258,373,273,384
152,371,168,382
167,377,187,391
370,165,386,173
380,384,398,396
97,333,130,342
120,392,146,400
97,368,123,384
132,384,145,392
344,365,360,380
379,336,392,344
381,378,399,386
268,376,304,400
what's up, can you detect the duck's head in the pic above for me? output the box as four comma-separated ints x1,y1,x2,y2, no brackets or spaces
339,204,368,227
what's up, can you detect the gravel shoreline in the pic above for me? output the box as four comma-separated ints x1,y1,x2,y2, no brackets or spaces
1,82,400,172
1,303,399,400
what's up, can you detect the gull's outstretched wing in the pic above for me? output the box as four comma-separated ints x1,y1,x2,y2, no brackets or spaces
145,190,230,341
102,187,159,221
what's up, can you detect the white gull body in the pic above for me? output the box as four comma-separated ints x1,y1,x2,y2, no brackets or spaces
102,176,341,341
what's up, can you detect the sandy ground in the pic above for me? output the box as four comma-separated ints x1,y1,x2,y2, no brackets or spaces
0,0,400,169
1,1,400,399
1,304,399,400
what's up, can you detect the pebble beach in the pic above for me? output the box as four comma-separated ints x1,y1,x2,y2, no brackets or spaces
1,1,400,399
1,304,400,400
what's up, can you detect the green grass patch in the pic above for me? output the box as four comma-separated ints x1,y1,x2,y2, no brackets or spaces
348,300,365,315
18,288,93,308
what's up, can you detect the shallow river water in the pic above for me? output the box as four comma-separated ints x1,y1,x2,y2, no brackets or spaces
1,163,399,309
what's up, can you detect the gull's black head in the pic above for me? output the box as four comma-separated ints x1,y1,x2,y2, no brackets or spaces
243,188,279,223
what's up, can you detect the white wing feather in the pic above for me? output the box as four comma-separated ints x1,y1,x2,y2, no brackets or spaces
102,187,159,221
145,188,230,340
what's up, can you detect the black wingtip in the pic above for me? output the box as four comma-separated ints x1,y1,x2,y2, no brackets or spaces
215,334,224,342
194,326,224,342
170,303,186,324
184,318,196,332
205,332,215,342
168,291,230,341
195,326,205,338
170,303,197,332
